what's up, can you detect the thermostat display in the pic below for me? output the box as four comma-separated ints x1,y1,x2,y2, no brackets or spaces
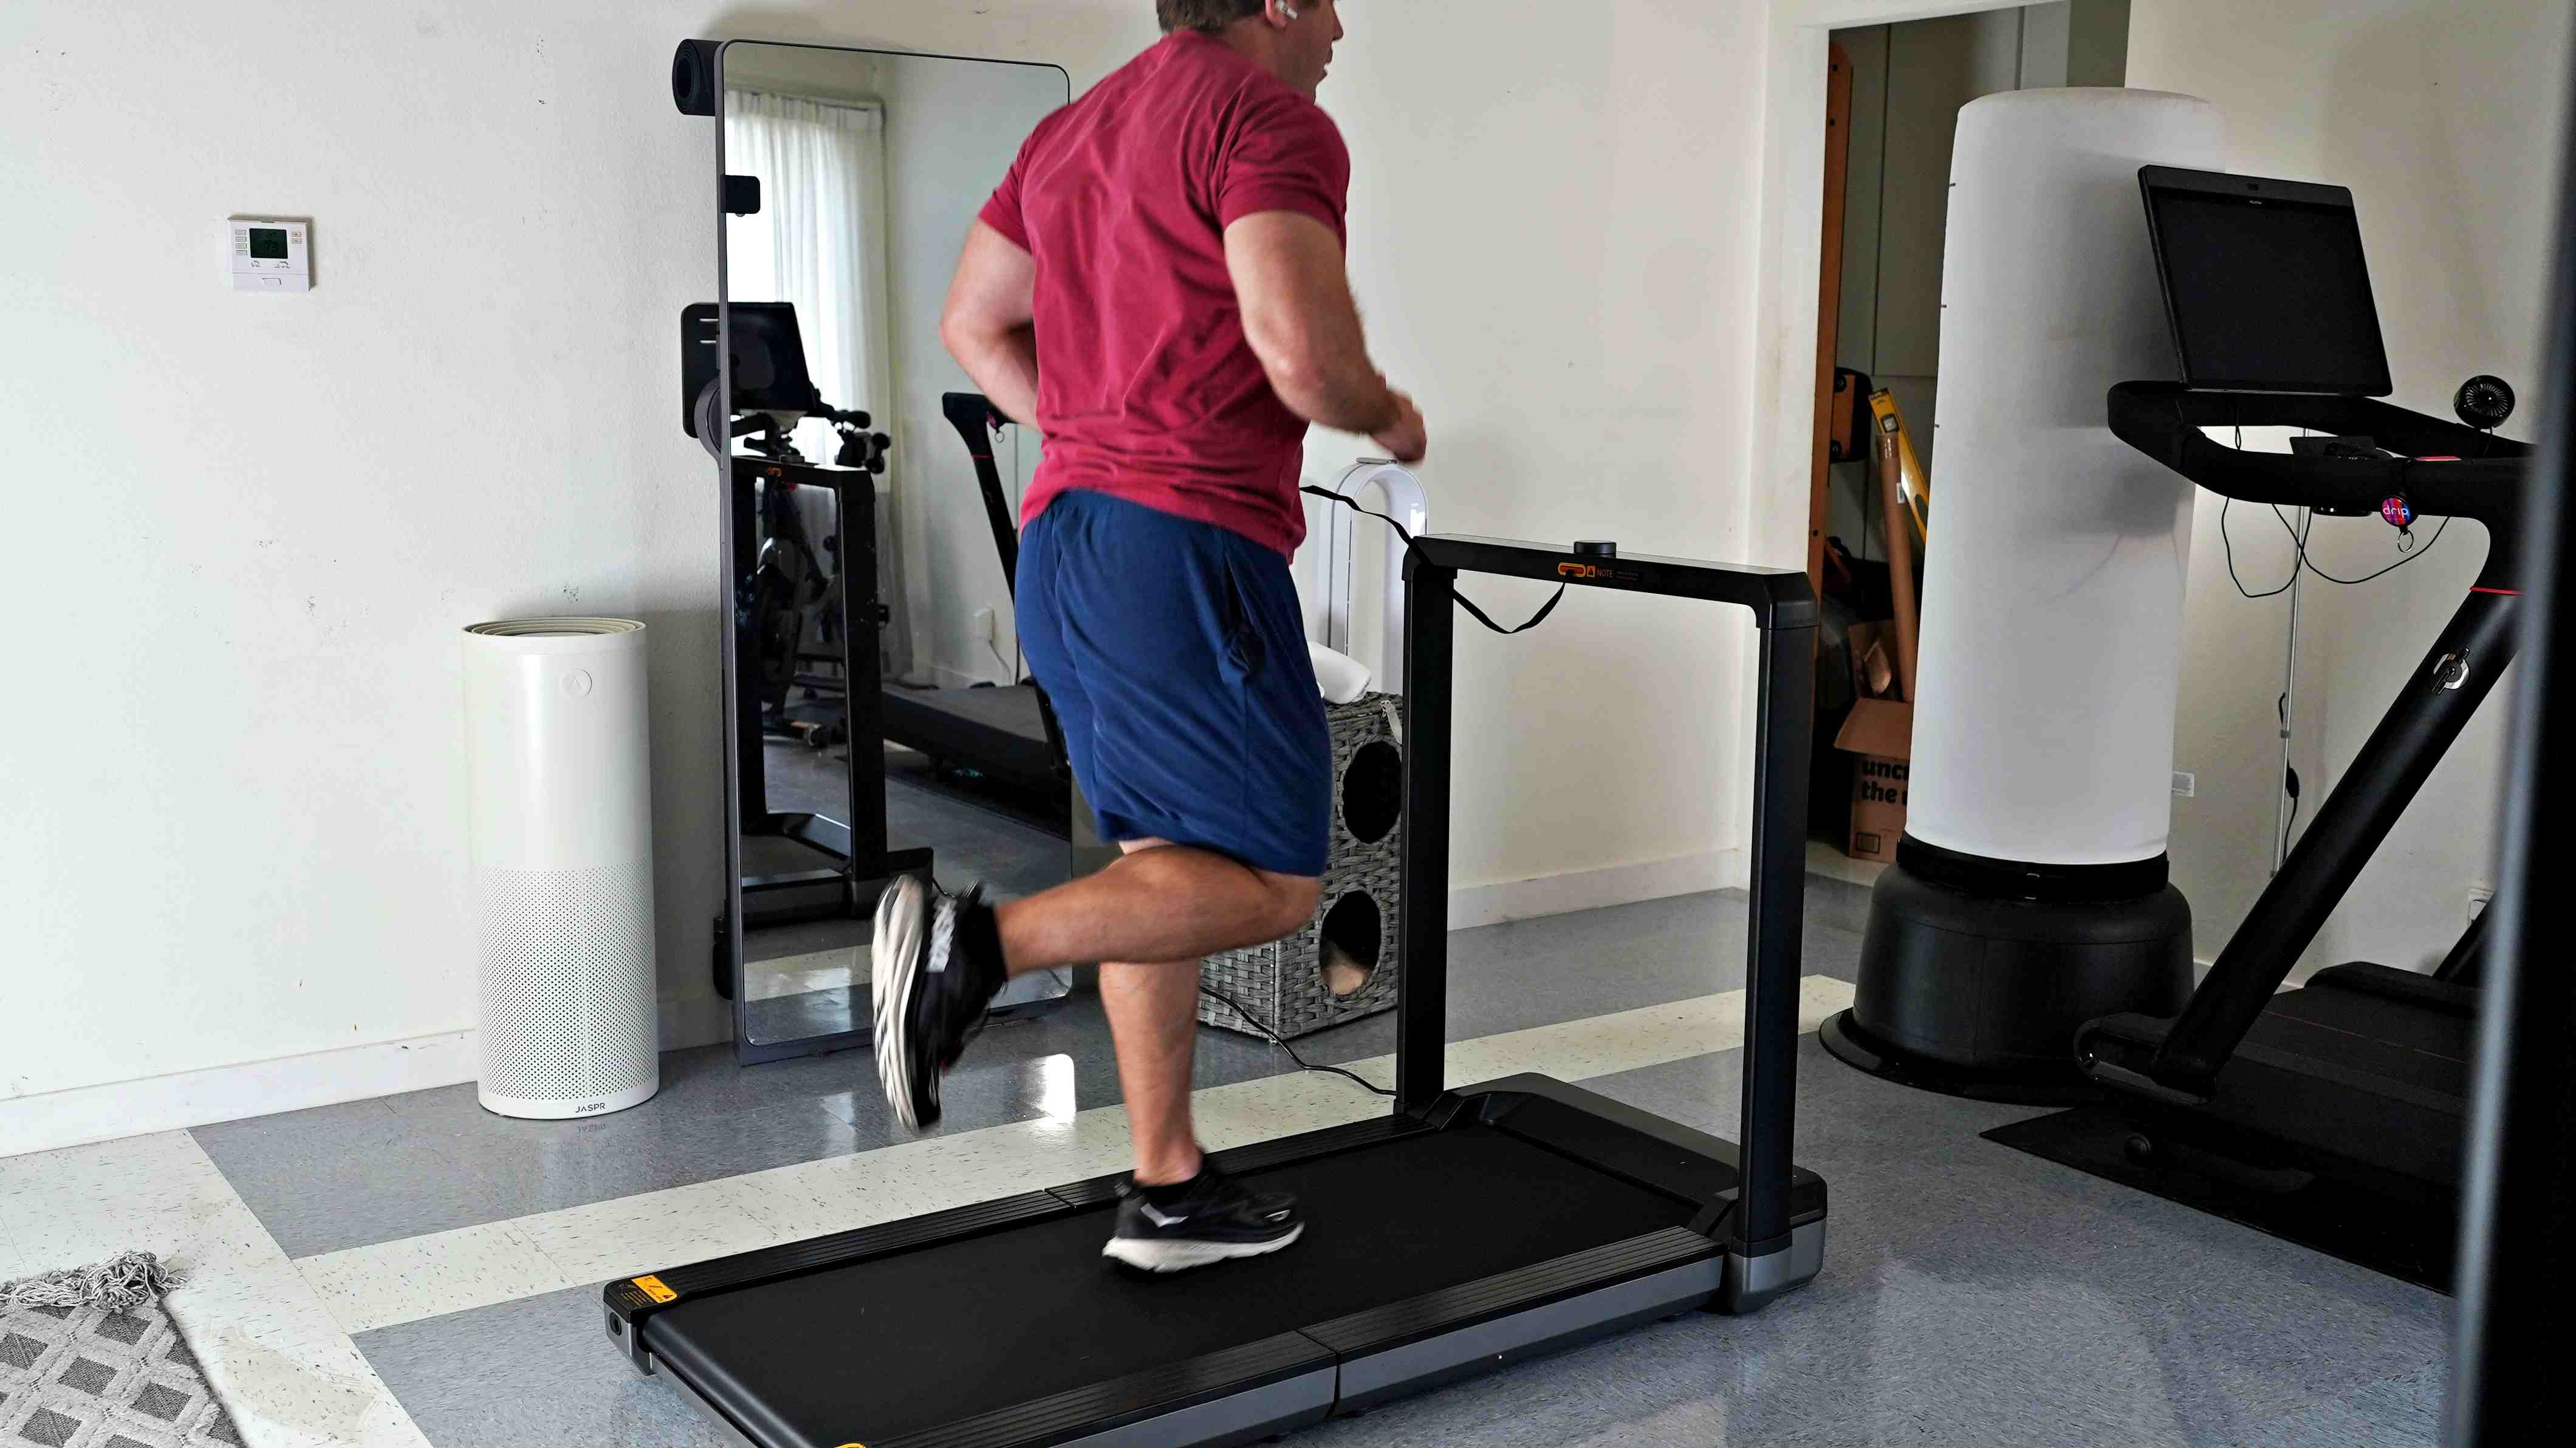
228,216,310,292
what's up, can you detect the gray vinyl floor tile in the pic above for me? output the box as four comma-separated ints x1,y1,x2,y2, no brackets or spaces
355,1283,738,1448
193,880,1867,1256
193,1053,864,1258
186,1098,509,1261
388,1084,862,1224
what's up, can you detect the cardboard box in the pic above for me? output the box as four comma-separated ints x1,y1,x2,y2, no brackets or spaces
1832,620,1914,863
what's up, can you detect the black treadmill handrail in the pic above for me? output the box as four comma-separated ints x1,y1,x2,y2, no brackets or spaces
1400,534,1816,1255
2086,384,2529,1095
1409,534,1818,627
936,389,1072,782
2108,383,2527,564
941,391,1024,598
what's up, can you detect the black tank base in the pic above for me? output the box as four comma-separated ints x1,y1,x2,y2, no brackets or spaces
1823,857,2193,1104
1820,1009,2104,1106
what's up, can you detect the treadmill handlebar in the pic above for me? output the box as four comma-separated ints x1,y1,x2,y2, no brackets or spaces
1400,538,1815,1253
1406,534,1818,629
942,389,1007,446
2108,382,2527,535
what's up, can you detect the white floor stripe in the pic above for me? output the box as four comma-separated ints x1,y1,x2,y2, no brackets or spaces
296,977,1854,1337
0,1132,431,1447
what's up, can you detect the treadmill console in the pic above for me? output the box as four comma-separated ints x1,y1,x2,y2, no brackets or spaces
2139,165,2392,397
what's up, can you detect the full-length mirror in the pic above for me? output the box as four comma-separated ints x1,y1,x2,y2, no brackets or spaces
707,43,1078,1059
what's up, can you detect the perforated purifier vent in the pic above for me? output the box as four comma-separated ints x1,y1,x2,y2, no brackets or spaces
478,859,659,1107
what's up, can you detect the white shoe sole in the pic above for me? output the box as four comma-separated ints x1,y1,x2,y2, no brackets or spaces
1101,1224,1305,1274
872,875,927,1130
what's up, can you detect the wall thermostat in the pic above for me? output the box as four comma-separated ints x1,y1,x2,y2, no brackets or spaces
228,216,310,292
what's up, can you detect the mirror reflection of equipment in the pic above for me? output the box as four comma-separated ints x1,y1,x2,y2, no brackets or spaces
680,41,1078,1062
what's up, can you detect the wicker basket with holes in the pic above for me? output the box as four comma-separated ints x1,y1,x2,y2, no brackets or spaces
1197,694,1406,1040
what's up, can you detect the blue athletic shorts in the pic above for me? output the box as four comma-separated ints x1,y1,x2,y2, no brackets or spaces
1017,489,1332,878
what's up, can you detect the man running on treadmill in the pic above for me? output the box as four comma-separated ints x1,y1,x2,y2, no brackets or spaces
873,0,1423,1274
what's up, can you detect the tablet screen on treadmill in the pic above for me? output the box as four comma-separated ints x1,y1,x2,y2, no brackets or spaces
2142,166,2394,395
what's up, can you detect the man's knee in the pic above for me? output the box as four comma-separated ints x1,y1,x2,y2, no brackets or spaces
1261,875,1321,941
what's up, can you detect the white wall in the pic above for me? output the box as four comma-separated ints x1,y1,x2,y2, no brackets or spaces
2131,0,2571,974
0,0,1157,1150
1300,0,1780,900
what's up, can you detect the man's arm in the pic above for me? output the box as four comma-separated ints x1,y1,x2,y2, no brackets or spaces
940,221,1042,426
1225,212,1426,462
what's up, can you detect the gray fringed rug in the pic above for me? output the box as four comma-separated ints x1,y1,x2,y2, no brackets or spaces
0,1253,241,1447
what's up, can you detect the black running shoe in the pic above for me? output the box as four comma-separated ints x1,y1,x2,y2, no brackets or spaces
1103,1166,1304,1273
872,876,1005,1130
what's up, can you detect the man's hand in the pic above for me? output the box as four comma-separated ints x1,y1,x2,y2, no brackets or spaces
1226,211,1416,446
1373,389,1427,463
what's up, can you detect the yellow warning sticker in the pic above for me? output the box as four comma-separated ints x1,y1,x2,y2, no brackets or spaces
631,1275,677,1304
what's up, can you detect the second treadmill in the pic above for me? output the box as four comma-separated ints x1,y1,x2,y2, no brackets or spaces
1991,166,2530,1289
877,392,1071,804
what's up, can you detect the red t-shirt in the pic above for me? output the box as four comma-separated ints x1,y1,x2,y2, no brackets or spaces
979,32,1351,558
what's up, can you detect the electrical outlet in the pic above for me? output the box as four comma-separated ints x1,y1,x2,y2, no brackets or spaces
973,607,995,644
2468,886,2494,924
2171,771,2196,798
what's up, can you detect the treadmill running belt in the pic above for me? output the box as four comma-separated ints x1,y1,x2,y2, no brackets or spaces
644,1125,1693,1447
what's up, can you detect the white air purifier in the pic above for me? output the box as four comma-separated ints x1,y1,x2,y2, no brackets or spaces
462,618,660,1119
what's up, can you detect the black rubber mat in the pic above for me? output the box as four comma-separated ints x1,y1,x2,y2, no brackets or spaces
645,1124,1693,1446
1986,1105,2454,1291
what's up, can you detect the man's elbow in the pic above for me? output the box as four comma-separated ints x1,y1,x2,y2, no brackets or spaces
1250,329,1333,413
1262,357,1331,415
938,307,978,367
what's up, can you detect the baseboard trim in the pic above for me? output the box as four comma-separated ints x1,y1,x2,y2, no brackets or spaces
1,994,742,1160
1449,847,1751,930
0,1031,478,1160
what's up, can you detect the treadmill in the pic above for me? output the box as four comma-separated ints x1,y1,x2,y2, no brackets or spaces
875,393,1071,805
1988,166,2532,1289
605,536,1827,1448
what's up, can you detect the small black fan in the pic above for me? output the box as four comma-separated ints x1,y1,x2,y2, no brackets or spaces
2454,374,2515,431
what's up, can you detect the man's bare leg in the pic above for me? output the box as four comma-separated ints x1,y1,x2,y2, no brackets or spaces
992,840,1319,975
1018,839,1317,1184
1098,957,1206,1184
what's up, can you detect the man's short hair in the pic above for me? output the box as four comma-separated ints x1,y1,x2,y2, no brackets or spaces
1158,0,1267,35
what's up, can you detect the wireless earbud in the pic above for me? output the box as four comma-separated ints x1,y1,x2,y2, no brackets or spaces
1281,3,1301,18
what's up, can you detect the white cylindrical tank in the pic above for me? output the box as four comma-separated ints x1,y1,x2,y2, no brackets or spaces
1908,89,2224,867
1824,89,2225,1092
463,618,660,1119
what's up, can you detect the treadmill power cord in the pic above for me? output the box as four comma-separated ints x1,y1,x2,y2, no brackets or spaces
1300,485,1565,637
2210,411,2454,601
1196,981,1396,1098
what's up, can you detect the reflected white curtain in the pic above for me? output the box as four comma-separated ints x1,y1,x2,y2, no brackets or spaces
724,89,891,466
